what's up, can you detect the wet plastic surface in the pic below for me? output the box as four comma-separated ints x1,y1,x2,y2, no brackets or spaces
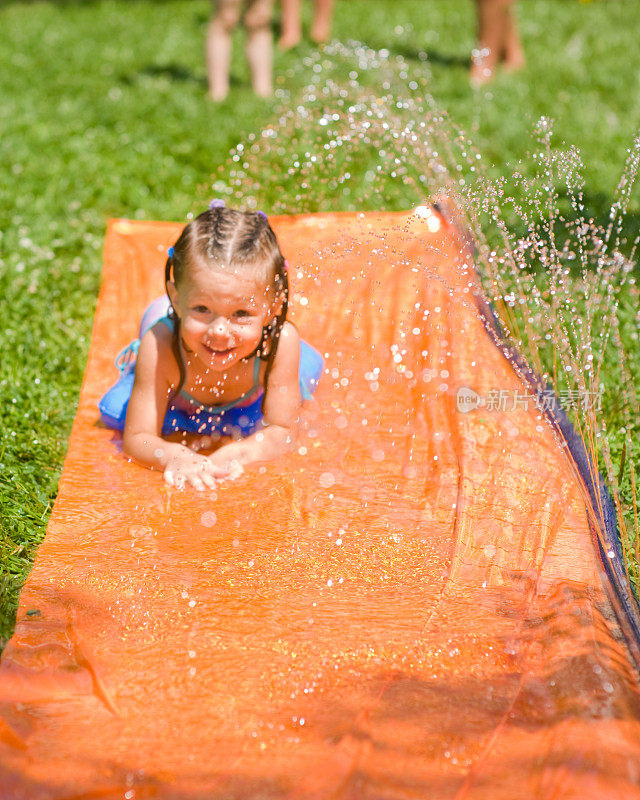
1,210,640,798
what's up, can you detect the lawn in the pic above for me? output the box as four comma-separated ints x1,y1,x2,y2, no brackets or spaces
1,0,639,646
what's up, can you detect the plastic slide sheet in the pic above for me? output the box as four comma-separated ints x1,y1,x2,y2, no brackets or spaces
1,209,640,799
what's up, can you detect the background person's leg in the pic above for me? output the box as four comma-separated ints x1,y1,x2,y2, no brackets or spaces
245,0,274,97
471,0,509,84
310,0,334,43
279,0,302,49
207,0,243,100
502,3,525,73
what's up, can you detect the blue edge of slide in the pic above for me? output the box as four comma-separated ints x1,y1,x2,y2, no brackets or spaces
431,202,640,674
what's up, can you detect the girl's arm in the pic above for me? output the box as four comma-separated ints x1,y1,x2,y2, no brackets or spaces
122,327,221,490
209,322,302,469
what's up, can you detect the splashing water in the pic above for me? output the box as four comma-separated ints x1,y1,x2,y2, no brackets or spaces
205,41,640,589
463,122,640,588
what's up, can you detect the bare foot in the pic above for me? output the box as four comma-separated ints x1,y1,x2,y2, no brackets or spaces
253,83,273,98
208,89,228,101
310,0,334,43
278,32,301,50
470,47,496,86
502,46,525,73
310,20,330,43
502,9,525,73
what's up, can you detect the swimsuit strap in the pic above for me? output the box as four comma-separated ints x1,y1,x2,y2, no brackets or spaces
116,315,175,372
115,339,140,373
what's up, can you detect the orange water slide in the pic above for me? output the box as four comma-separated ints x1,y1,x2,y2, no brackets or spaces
1,209,640,799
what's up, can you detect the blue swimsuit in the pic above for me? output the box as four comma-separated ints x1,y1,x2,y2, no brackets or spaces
99,301,323,438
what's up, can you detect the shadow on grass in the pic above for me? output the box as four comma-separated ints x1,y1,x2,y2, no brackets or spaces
385,42,470,70
119,64,260,94
120,63,207,89
357,23,470,70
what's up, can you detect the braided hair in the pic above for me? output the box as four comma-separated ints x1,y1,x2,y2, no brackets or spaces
164,206,289,411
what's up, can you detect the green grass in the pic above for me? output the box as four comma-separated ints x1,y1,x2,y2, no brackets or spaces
1,0,639,647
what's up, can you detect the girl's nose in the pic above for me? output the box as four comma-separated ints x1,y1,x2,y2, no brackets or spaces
210,316,229,336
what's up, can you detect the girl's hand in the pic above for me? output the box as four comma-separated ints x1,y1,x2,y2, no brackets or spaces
163,450,227,491
207,451,244,482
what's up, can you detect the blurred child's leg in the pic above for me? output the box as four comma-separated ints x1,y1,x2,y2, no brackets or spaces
279,0,302,50
207,0,242,100
245,0,274,97
471,0,509,85
502,3,525,72
310,0,334,43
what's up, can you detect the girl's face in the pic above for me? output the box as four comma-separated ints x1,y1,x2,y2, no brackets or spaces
168,261,278,372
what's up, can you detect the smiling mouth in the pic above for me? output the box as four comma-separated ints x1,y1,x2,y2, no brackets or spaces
204,345,234,357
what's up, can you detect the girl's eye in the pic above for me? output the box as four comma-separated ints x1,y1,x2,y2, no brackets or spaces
193,305,209,313
234,310,251,319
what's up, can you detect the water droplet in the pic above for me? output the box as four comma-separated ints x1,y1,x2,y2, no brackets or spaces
319,472,335,488
201,511,217,527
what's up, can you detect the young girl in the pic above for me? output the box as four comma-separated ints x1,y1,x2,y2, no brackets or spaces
207,0,274,100
99,204,323,491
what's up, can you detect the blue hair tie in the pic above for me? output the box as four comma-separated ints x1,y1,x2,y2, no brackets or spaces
167,246,175,258
209,199,226,210
256,210,268,221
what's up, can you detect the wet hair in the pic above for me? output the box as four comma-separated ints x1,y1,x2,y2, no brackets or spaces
164,206,289,410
